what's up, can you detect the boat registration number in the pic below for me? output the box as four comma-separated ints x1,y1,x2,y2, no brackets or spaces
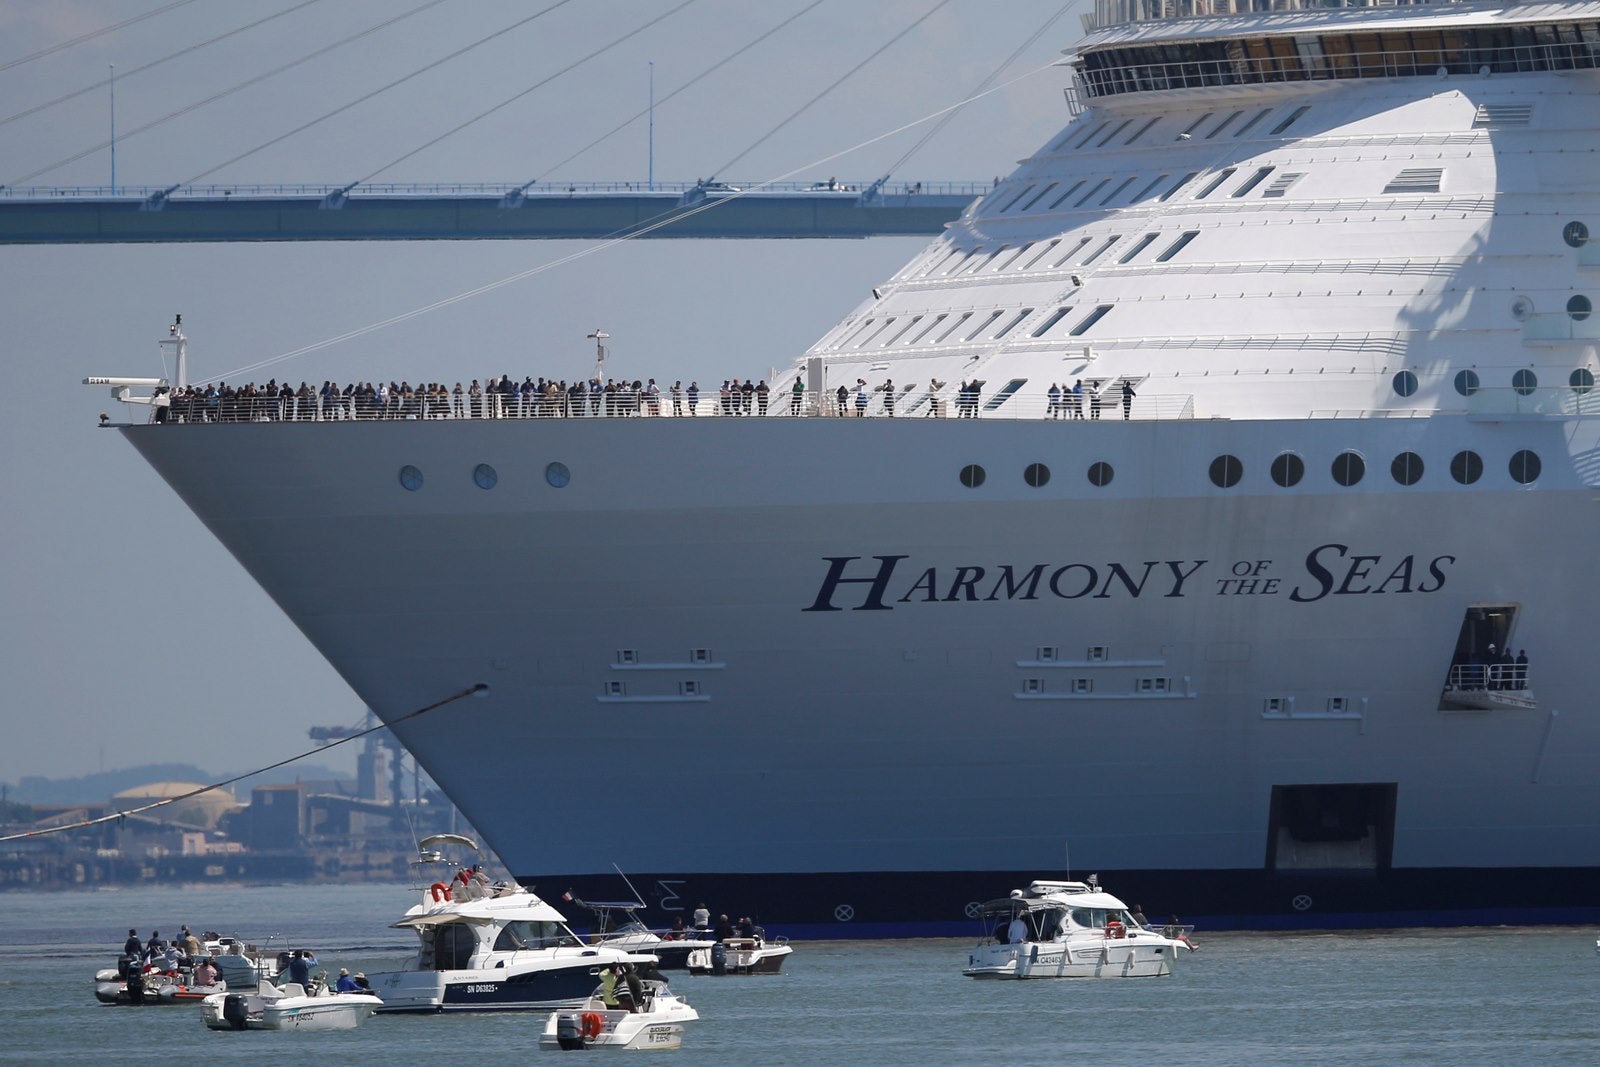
462,984,498,995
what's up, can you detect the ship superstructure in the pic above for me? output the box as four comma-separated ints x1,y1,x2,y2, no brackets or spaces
103,0,1600,933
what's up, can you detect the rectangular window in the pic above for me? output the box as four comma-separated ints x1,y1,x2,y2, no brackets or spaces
1069,306,1113,336
997,184,1036,212
934,312,973,343
1087,645,1109,661
1124,116,1160,144
1138,677,1171,693
1099,175,1138,205
1047,180,1087,209
983,378,1029,410
1036,646,1058,662
1231,166,1276,197
691,648,712,663
1327,696,1348,713
907,314,947,345
1264,696,1287,714
1073,121,1110,148
680,680,701,696
965,310,1005,341
884,316,922,346
1158,172,1197,201
1030,307,1073,337
1233,108,1271,138
1022,240,1060,270
1130,173,1170,203
1193,168,1237,199
1269,104,1311,135
1095,119,1133,146
606,680,625,697
1118,233,1160,263
1155,231,1199,262
1024,678,1043,694
1071,678,1093,694
616,649,638,665
1260,172,1305,198
1080,235,1122,265
1051,236,1094,268
1205,110,1243,138
993,308,1034,339
1383,168,1443,194
1020,184,1058,211
1074,178,1112,207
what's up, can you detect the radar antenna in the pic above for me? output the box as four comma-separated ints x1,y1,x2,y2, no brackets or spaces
587,328,609,381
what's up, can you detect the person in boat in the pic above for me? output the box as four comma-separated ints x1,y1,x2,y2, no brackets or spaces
619,963,645,1012
181,927,203,961
713,914,735,941
668,916,686,940
601,964,633,1012
353,972,370,990
286,950,312,988
120,929,142,976
1006,912,1029,946
335,968,361,993
194,955,220,988
143,930,165,963
1130,904,1148,927
692,903,710,931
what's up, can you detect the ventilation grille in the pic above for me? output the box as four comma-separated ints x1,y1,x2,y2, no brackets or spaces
1472,103,1533,127
1383,168,1443,194
1260,172,1306,198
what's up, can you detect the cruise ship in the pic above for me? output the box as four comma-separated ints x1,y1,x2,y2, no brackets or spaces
99,0,1600,934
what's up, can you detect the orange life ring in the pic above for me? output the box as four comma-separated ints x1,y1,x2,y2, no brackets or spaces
580,1011,604,1039
430,881,452,902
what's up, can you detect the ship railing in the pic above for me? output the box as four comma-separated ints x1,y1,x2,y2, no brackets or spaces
1463,384,1600,418
1077,39,1600,100
0,179,991,201
144,388,1203,424
1443,663,1531,694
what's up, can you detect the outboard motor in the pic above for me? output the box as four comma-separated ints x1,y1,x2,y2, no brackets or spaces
554,1012,586,1050
222,993,250,1030
125,968,145,1005
710,942,728,976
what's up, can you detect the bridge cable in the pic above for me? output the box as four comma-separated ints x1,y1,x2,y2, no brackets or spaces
5,0,450,188
0,0,200,76
0,684,488,843
881,1,1076,180
708,0,952,182
0,0,326,132
513,0,826,192
205,58,1059,385
344,0,698,189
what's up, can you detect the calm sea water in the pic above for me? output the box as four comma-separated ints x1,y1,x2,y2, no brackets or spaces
3,882,1597,1065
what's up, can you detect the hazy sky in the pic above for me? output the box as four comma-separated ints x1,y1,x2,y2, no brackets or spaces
0,0,1084,785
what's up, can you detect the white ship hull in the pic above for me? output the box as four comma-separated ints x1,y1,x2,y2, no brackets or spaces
104,0,1600,932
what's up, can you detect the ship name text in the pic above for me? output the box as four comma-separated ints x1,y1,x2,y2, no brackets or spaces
803,544,1455,611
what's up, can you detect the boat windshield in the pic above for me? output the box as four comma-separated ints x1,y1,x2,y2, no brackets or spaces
1090,0,1434,31
492,920,573,951
1069,907,1129,930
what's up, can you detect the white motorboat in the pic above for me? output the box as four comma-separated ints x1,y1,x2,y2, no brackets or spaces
574,898,717,971
201,979,382,1031
207,937,285,989
963,878,1194,979
685,934,793,975
541,979,699,1051
366,835,658,1013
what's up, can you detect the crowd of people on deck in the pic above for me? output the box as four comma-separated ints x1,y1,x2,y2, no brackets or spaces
146,372,1142,423
115,924,369,995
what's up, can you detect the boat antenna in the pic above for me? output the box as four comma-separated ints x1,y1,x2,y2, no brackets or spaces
587,328,608,380
612,863,647,909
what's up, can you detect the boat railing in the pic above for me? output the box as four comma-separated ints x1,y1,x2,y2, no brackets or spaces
1443,662,1531,693
1077,38,1600,100
138,387,1200,425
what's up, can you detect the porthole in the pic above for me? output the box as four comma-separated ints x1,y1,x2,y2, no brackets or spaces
1024,462,1051,488
473,463,498,490
1453,370,1479,397
1087,461,1114,487
398,464,423,491
545,461,571,488
1450,450,1483,485
959,464,986,489
1571,368,1595,394
1391,452,1424,486
1567,295,1592,322
1271,452,1304,488
1509,449,1541,484
1331,451,1365,487
1564,220,1590,248
1209,454,1243,488
1392,370,1418,398
1512,368,1537,396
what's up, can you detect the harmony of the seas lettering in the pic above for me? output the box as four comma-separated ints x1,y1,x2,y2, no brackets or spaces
802,544,1456,611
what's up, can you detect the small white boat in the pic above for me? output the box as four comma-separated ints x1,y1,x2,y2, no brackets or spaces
540,980,699,1050
684,934,792,975
963,878,1195,979
367,835,657,1012
94,962,226,1005
575,898,718,970
201,979,383,1031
